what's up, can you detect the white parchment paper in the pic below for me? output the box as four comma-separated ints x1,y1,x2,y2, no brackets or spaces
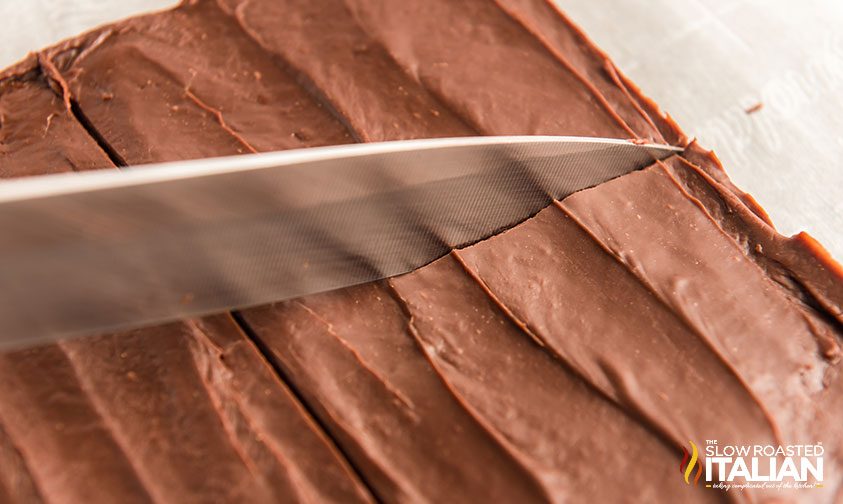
559,0,843,261
1,0,840,260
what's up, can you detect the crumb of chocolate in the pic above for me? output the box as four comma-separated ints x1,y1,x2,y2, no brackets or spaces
745,102,763,114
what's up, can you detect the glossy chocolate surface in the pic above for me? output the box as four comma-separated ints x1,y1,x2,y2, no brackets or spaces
0,0,840,502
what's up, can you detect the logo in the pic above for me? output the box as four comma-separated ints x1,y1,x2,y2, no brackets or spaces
679,440,825,491
680,441,703,486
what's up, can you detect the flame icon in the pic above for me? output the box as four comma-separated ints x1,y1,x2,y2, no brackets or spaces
679,441,703,485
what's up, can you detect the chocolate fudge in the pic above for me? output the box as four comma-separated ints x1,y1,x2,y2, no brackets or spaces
0,0,841,502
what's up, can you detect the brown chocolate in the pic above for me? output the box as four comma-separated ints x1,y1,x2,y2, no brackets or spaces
0,317,373,503
0,0,840,502
0,26,373,502
0,56,112,177
229,0,476,141
242,286,550,502
454,201,778,448
491,0,668,142
389,255,715,502
335,0,633,138
44,0,353,163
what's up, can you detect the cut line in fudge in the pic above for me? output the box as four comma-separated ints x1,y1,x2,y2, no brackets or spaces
0,56,114,176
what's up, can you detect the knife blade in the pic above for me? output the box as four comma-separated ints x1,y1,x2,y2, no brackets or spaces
0,135,680,349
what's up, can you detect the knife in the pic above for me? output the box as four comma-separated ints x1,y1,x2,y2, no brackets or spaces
0,135,680,349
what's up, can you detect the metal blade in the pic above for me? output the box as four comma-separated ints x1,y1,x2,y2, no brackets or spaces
0,136,680,348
